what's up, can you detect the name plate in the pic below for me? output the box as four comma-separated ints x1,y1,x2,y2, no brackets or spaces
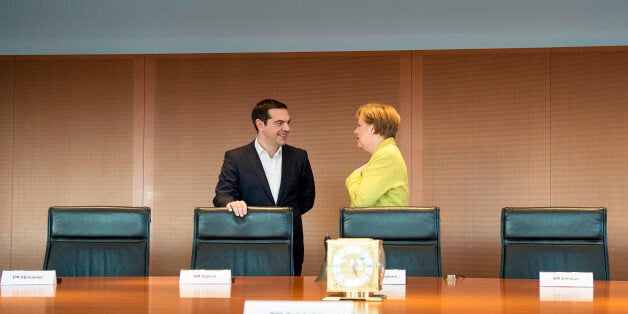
179,269,231,285
1,271,57,286
539,272,594,287
244,301,354,314
382,269,406,285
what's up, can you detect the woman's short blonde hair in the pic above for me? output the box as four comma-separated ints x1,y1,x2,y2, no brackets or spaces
356,103,400,138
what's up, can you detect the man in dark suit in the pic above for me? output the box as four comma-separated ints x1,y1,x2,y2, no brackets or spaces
213,99,316,276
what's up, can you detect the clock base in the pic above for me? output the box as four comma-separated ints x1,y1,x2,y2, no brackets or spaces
323,292,386,302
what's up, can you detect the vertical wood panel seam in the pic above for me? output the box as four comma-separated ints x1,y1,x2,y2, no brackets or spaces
399,52,413,203
549,49,553,206
142,55,146,206
410,52,423,205
143,56,155,210
275,54,278,97
10,56,15,268
133,55,146,207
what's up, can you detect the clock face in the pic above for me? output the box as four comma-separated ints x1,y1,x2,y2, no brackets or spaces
331,245,375,288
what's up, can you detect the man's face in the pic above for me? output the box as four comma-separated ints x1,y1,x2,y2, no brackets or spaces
257,108,291,149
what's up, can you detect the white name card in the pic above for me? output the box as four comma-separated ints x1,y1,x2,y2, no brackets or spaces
1,271,57,286
179,269,231,285
382,269,406,285
244,300,354,314
539,272,594,287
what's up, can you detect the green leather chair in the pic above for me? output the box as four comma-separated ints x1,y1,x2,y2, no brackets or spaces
43,206,151,277
500,207,609,280
339,206,442,277
191,207,293,276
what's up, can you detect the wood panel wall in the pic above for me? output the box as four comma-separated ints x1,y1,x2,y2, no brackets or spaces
146,52,410,274
550,48,628,278
0,57,13,269
419,50,552,276
8,56,143,269
0,48,626,278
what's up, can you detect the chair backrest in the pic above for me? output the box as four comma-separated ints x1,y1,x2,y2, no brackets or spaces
500,207,609,280
191,206,293,276
339,206,441,277
43,206,151,277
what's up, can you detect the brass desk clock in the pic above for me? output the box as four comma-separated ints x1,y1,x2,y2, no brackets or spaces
323,238,386,301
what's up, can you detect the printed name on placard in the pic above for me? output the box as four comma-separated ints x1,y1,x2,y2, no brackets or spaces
382,269,406,285
539,272,594,287
1,271,57,286
179,269,232,285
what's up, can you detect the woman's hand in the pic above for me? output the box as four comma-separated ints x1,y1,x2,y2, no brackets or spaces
355,164,367,173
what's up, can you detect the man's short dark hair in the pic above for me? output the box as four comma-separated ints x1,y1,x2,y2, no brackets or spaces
251,99,288,131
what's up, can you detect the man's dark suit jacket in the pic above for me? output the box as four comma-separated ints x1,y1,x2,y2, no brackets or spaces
213,141,316,275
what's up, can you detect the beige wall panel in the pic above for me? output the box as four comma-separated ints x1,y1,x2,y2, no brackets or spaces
12,57,137,269
0,57,13,270
550,49,628,279
150,55,278,275
421,51,551,277
277,53,407,275
149,53,408,276
4,47,624,279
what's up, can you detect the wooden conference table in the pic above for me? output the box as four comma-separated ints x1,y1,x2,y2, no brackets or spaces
2,276,628,313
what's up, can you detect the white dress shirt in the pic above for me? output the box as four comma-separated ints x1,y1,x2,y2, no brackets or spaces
255,138,282,204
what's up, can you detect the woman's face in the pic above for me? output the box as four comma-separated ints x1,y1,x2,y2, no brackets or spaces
354,118,374,152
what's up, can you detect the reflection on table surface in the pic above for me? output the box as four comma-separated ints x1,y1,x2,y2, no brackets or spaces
2,276,628,313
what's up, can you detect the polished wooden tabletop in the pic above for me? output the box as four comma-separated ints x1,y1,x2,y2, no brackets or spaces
2,276,628,313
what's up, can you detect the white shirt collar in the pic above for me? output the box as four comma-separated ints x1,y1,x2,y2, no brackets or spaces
255,138,283,159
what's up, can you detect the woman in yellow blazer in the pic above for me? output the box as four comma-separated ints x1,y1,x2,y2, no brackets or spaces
346,103,409,207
